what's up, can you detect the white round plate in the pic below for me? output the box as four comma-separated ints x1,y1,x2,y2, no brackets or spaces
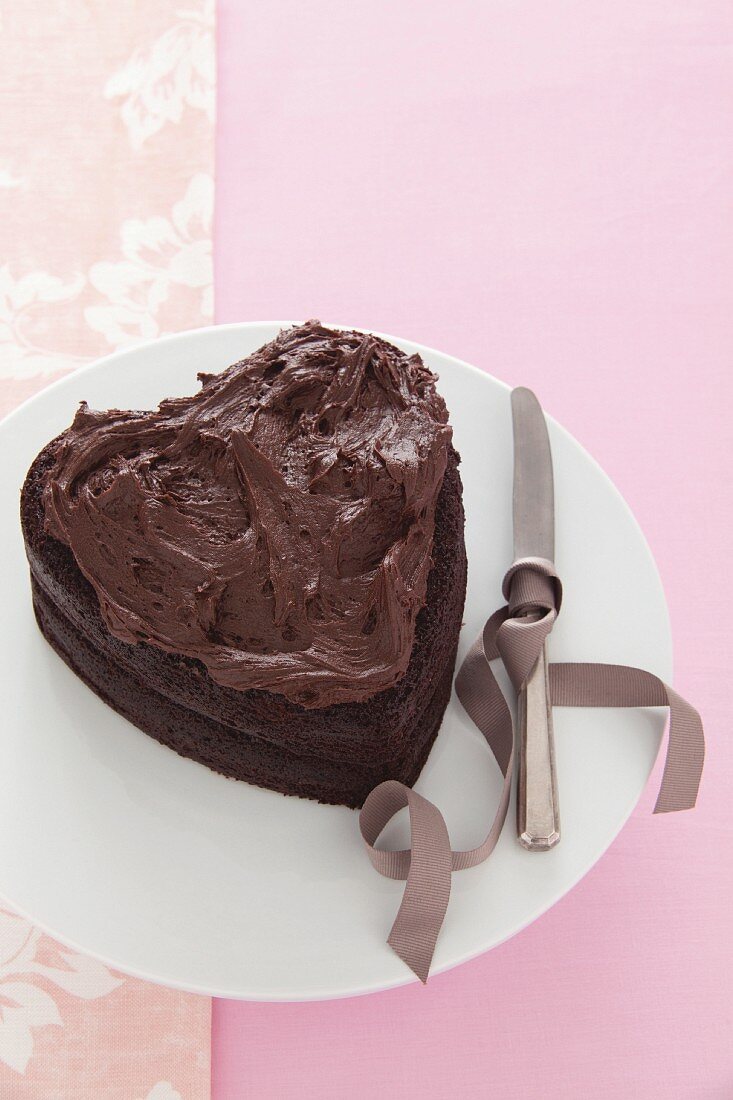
0,323,669,1001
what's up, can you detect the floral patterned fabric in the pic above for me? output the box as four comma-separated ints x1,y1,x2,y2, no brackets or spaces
0,0,214,403
0,3,213,1095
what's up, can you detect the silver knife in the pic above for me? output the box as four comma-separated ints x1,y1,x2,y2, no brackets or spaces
511,387,560,851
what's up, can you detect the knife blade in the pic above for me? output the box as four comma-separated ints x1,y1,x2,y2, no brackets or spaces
511,387,554,562
511,387,560,851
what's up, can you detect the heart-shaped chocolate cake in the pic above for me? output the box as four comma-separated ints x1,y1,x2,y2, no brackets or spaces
21,322,467,806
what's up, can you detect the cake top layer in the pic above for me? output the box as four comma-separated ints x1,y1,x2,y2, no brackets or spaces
43,321,452,708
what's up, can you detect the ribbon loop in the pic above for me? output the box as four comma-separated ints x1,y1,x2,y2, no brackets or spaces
502,555,563,614
496,557,561,691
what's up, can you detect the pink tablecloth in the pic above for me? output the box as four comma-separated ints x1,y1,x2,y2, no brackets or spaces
0,3,213,1095
212,2,732,1097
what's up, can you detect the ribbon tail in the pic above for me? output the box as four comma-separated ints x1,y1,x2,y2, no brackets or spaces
360,781,452,984
653,684,705,814
549,663,705,814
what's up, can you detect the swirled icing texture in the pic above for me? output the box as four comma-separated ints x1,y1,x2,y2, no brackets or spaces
43,322,452,708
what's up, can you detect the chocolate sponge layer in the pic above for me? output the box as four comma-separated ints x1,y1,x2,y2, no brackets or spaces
21,441,467,808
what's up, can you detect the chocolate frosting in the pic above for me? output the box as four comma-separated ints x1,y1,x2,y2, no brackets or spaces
43,322,452,708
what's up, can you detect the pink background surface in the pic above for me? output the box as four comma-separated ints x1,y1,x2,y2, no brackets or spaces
212,2,732,1097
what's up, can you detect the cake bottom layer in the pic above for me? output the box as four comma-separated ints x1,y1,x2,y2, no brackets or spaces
32,577,457,808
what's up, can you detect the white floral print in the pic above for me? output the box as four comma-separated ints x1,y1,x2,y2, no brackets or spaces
0,908,122,1074
105,1,215,149
140,1083,184,1100
0,168,23,188
0,174,213,378
0,266,88,379
85,173,214,350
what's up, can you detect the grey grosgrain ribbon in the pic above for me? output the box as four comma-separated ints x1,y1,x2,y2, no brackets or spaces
360,538,705,986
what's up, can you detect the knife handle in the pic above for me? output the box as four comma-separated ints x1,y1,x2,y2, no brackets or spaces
517,642,560,851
